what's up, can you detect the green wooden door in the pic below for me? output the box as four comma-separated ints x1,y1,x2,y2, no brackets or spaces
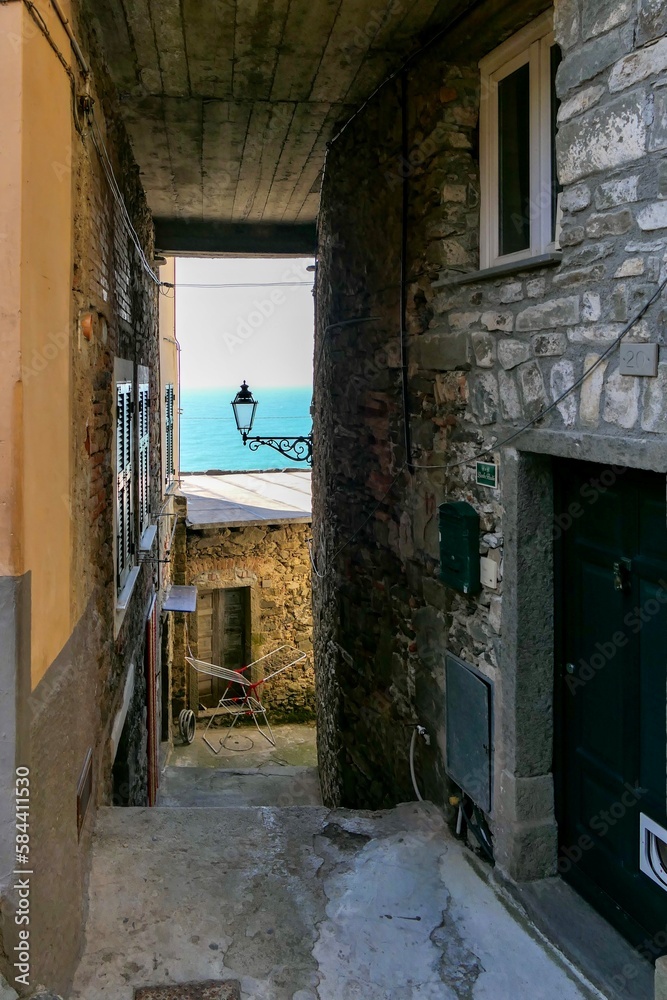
555,461,667,950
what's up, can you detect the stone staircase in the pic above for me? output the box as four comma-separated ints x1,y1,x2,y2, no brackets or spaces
69,761,608,1000
157,764,322,809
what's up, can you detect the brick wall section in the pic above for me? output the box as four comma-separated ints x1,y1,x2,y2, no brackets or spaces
70,40,160,807
314,0,667,812
180,521,315,722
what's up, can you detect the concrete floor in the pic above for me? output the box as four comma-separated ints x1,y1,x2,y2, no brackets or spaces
72,800,605,1000
170,722,318,769
158,765,322,808
161,723,322,808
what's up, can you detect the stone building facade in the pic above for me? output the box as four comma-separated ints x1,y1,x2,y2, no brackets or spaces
0,1,177,991
172,477,315,725
314,0,667,958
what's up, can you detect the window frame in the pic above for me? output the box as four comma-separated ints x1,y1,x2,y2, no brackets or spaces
137,371,150,540
114,361,135,596
164,383,175,487
479,11,557,270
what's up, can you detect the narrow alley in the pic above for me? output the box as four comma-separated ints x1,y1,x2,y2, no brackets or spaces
72,786,601,1000
1,0,667,998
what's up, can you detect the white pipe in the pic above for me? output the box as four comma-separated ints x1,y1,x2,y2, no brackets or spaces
49,0,90,76
409,727,424,802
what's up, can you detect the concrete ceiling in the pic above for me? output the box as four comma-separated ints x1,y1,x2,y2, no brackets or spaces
83,0,474,253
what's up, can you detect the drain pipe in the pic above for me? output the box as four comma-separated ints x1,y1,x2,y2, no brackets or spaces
410,724,430,801
399,70,413,472
49,0,90,76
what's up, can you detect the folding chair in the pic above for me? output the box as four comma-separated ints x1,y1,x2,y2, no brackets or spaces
186,645,308,754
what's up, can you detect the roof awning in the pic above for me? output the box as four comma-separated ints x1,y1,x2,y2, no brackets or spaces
163,586,197,613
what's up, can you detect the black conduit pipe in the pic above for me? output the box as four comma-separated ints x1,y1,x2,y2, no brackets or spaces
399,70,413,472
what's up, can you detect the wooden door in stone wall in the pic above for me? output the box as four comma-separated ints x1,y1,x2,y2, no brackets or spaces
217,588,249,670
196,587,251,706
215,588,251,702
196,590,218,707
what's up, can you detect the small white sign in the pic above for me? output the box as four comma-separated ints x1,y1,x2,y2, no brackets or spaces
480,556,498,590
619,343,659,377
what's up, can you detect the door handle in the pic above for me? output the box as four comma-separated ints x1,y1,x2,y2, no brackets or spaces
613,557,632,592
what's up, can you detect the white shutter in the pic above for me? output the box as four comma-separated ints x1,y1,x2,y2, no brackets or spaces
116,381,134,591
165,383,174,484
138,382,150,536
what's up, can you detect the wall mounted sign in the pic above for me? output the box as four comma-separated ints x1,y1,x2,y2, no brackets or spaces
476,461,498,489
619,343,658,377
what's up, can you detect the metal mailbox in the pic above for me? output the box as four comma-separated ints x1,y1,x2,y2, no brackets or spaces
438,501,480,595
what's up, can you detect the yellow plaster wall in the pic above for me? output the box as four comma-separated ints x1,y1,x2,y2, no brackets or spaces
0,3,25,579
20,1,74,686
159,257,180,482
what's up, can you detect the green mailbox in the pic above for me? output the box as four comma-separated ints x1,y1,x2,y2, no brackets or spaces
438,501,480,595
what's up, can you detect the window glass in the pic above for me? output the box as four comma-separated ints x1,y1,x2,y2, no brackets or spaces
498,61,531,256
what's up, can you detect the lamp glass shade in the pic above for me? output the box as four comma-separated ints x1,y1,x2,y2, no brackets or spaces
231,380,258,435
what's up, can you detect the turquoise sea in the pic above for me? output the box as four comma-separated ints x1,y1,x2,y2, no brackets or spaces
179,386,313,472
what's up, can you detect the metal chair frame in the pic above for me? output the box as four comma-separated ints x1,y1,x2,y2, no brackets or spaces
186,645,308,754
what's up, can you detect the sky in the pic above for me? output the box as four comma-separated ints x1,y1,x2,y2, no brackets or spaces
174,256,315,389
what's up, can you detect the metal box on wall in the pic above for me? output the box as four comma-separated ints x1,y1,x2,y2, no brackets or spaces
445,652,494,813
438,501,480,595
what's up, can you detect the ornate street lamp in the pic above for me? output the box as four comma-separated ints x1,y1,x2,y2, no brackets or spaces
231,380,313,465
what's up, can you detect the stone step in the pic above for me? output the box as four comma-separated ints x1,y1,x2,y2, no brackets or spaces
158,764,322,807
72,803,603,1000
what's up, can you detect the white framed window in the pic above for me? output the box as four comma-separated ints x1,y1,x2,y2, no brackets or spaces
115,371,135,594
479,11,561,269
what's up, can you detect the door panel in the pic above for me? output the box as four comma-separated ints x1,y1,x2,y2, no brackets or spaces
555,461,667,949
196,590,216,706
215,587,247,671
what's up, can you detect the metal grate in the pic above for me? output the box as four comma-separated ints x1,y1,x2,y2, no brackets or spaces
444,653,494,814
134,982,240,999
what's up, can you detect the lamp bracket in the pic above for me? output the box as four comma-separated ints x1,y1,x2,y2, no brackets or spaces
243,434,312,465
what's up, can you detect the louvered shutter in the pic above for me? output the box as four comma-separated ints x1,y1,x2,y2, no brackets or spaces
165,384,174,484
116,381,134,591
138,382,150,536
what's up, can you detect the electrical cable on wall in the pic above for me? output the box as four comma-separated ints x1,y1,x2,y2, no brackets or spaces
163,281,313,289
15,0,87,135
413,270,667,473
14,2,318,297
21,0,666,578
309,272,667,577
88,117,162,285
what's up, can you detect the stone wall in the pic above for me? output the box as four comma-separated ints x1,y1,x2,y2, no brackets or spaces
176,520,315,722
314,0,667,863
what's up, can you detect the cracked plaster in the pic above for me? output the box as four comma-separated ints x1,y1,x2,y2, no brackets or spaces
71,797,599,1000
